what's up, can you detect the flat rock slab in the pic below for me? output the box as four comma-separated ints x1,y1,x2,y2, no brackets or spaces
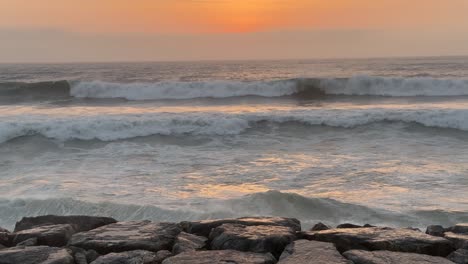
210,223,296,258
162,250,276,264
445,232,468,249
15,215,116,232
90,250,161,264
278,239,349,264
0,246,75,264
13,224,76,247
69,221,181,254
302,227,454,256
343,250,455,264
448,249,468,264
450,224,468,234
182,217,301,237
172,232,207,254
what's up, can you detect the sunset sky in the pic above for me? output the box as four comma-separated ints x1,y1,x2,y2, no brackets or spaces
1,0,468,62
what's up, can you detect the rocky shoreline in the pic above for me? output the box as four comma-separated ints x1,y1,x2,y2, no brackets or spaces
0,215,467,263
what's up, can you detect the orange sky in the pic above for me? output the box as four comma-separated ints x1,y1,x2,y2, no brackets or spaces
1,0,467,34
1,0,468,62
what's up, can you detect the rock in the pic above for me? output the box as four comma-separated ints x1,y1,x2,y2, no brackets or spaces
450,224,468,234
0,246,75,264
445,232,468,249
427,225,446,237
210,223,296,258
86,249,100,263
15,215,116,232
69,221,181,254
343,250,455,264
0,226,11,247
12,224,76,247
301,227,454,256
448,249,468,264
337,223,362,229
162,250,277,264
91,250,160,264
172,232,207,254
75,252,88,264
278,239,349,264
310,222,331,231
16,237,38,246
181,216,301,237
364,224,376,227
156,250,173,262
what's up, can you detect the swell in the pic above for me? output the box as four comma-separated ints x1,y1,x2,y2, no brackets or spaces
2,76,468,102
1,108,467,144
1,191,466,231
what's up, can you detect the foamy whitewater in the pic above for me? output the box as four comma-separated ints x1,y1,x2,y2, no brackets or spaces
1,58,468,230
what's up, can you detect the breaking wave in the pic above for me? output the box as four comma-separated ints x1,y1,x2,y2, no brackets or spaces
0,107,467,144
1,191,467,231
2,76,468,102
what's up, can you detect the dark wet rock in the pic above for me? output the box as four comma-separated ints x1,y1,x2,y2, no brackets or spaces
75,252,88,264
0,226,11,247
16,237,38,246
448,249,468,264
343,250,455,264
162,250,277,264
0,246,74,264
69,221,181,254
210,223,296,258
337,223,362,229
310,222,331,231
86,249,100,263
301,227,454,256
445,232,468,249
450,224,468,234
156,250,173,262
278,239,349,264
364,224,376,227
15,215,116,232
426,225,446,237
181,216,301,237
12,224,76,247
90,250,160,264
172,232,207,254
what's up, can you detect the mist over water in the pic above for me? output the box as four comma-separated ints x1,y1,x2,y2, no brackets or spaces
1,57,468,230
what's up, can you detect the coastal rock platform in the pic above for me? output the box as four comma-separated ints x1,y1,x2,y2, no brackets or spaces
0,215,466,263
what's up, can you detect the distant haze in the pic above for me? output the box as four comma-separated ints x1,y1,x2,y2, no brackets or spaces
1,0,468,62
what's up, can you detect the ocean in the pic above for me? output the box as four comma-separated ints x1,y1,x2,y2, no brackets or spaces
0,57,467,230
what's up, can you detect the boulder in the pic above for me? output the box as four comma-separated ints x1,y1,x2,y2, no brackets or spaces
343,250,455,264
162,250,276,264
68,246,100,264
278,240,349,264
445,232,468,249
16,237,38,247
301,227,454,256
69,221,181,254
310,222,331,231
449,224,468,234
448,249,468,264
90,250,160,264
0,246,75,264
426,225,446,237
181,217,301,237
12,224,76,247
172,232,207,254
210,223,296,258
15,215,116,232
337,223,362,229
156,250,173,262
0,226,11,247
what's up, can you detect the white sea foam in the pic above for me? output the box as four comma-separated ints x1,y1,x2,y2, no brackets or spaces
1,108,467,144
69,76,468,100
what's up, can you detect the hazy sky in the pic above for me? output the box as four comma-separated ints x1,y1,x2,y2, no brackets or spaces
1,0,468,62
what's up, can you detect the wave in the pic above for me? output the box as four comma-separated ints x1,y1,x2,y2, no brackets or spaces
0,108,467,144
1,191,466,231
2,76,468,102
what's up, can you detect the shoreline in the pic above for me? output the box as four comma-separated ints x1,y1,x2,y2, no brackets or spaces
0,215,466,263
